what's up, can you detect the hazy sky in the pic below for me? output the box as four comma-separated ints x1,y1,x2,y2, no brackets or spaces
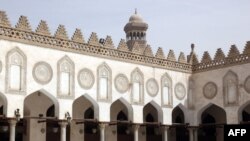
1,0,250,59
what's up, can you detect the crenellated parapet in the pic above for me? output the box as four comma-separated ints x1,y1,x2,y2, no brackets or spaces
0,11,192,73
193,43,250,73
0,11,250,73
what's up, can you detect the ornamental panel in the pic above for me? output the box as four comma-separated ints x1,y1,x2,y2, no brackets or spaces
78,68,95,89
115,74,129,93
203,82,217,99
33,62,53,84
175,83,186,100
146,78,159,97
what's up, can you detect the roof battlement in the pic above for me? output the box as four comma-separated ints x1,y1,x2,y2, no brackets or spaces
0,10,250,73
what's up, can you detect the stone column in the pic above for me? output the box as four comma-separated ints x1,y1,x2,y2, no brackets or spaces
8,119,17,141
99,123,107,141
162,126,169,141
133,125,140,141
193,128,198,141
59,121,68,141
188,128,194,141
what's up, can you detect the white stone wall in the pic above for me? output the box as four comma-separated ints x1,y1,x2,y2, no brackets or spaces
192,63,250,125
0,39,191,124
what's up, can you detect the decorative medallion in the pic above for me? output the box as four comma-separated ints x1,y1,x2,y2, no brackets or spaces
146,78,159,97
33,62,53,84
175,83,186,100
115,74,129,93
244,76,250,93
78,68,95,89
203,82,217,99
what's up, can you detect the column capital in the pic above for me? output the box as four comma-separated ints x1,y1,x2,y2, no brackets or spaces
8,119,17,126
99,123,107,129
133,124,140,130
58,121,68,128
162,126,170,130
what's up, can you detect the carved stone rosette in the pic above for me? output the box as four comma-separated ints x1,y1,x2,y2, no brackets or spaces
146,78,159,97
78,68,95,89
203,82,217,99
175,83,186,100
32,62,53,85
115,74,129,93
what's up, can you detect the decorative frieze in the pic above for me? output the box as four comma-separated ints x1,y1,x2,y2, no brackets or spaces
0,11,250,74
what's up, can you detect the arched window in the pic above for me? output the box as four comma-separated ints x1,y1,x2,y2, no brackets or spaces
6,48,26,94
161,73,172,107
57,56,74,98
223,70,238,106
131,68,144,104
97,63,112,102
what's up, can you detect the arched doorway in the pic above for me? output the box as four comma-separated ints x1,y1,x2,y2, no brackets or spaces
23,90,59,141
238,101,250,123
110,98,133,141
0,93,8,141
72,94,99,141
172,106,188,141
143,101,163,141
198,104,226,141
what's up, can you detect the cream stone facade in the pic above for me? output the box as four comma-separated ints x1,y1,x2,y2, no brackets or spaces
0,10,250,141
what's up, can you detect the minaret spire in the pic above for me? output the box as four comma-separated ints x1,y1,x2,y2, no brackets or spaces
135,8,137,14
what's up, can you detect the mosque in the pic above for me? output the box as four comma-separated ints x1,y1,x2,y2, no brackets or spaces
0,10,250,141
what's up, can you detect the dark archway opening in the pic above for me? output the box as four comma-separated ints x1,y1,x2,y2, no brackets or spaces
143,103,162,141
172,106,188,141
198,104,226,141
242,104,250,122
84,107,99,141
46,105,61,141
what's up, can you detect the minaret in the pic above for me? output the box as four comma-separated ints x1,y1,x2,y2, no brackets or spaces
124,9,148,51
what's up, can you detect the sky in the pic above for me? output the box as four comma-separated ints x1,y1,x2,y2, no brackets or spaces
1,0,250,60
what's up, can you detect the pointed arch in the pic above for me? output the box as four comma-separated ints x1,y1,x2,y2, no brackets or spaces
197,103,226,124
24,89,59,117
161,72,173,107
0,92,8,115
73,94,99,120
172,104,186,123
110,98,133,121
238,100,250,122
143,100,163,123
5,47,27,94
97,62,112,102
131,67,144,104
223,70,239,106
57,55,75,98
